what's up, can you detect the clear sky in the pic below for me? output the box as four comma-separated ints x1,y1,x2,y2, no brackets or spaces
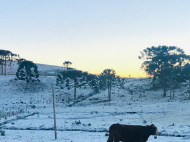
1,0,190,77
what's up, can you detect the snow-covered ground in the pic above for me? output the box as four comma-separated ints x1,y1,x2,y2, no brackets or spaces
1,73,190,142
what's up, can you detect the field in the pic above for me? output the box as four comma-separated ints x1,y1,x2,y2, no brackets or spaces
1,75,190,142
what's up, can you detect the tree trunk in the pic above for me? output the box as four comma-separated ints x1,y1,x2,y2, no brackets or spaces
163,87,166,97
1,64,3,75
10,60,12,74
172,79,175,99
25,80,28,90
4,56,6,76
110,83,112,101
108,86,111,101
108,86,110,101
74,82,77,103
108,85,111,106
189,79,190,100
108,79,111,102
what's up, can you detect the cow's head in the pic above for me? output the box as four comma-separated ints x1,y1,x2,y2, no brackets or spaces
149,124,159,135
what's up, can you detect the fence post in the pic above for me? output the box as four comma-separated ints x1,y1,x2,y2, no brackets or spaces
52,86,57,139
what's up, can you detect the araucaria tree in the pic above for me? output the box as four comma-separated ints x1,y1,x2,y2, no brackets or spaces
86,74,99,93
16,60,39,89
56,69,88,103
0,50,17,75
16,58,26,65
100,69,116,101
63,61,72,70
116,76,125,89
139,46,189,97
181,63,190,100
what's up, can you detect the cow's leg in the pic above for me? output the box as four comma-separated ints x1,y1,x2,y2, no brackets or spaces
113,137,120,142
123,140,132,142
107,137,113,142
107,133,113,142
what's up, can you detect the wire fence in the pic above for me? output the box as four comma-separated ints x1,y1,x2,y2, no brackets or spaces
0,105,28,119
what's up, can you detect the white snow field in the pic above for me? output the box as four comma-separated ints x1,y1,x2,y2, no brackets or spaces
1,69,190,141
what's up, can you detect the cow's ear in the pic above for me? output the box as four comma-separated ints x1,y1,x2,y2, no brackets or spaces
151,124,155,127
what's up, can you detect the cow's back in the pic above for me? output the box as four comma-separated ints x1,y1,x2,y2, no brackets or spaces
122,125,155,141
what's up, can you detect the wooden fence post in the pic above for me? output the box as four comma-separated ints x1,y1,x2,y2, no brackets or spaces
52,86,57,139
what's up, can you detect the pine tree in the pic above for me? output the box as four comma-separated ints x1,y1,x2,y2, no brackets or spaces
86,74,99,93
56,69,88,103
63,61,72,70
100,69,116,102
139,46,189,97
16,60,39,89
181,63,190,100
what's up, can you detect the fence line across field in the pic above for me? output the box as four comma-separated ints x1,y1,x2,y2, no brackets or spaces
0,105,30,119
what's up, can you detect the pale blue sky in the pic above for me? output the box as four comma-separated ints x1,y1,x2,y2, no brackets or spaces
1,0,190,77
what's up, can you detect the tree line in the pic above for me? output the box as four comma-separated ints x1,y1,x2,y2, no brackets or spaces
2,45,190,101
56,67,125,103
139,46,190,99
0,50,123,103
0,50,40,89
0,50,18,75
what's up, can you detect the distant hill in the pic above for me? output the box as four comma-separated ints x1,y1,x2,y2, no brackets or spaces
0,61,66,75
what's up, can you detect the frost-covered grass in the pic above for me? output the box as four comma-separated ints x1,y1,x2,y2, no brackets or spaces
1,75,190,142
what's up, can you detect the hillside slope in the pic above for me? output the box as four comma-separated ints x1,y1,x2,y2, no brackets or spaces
0,75,190,141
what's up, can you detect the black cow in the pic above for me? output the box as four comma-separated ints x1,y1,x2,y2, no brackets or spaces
107,123,159,142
